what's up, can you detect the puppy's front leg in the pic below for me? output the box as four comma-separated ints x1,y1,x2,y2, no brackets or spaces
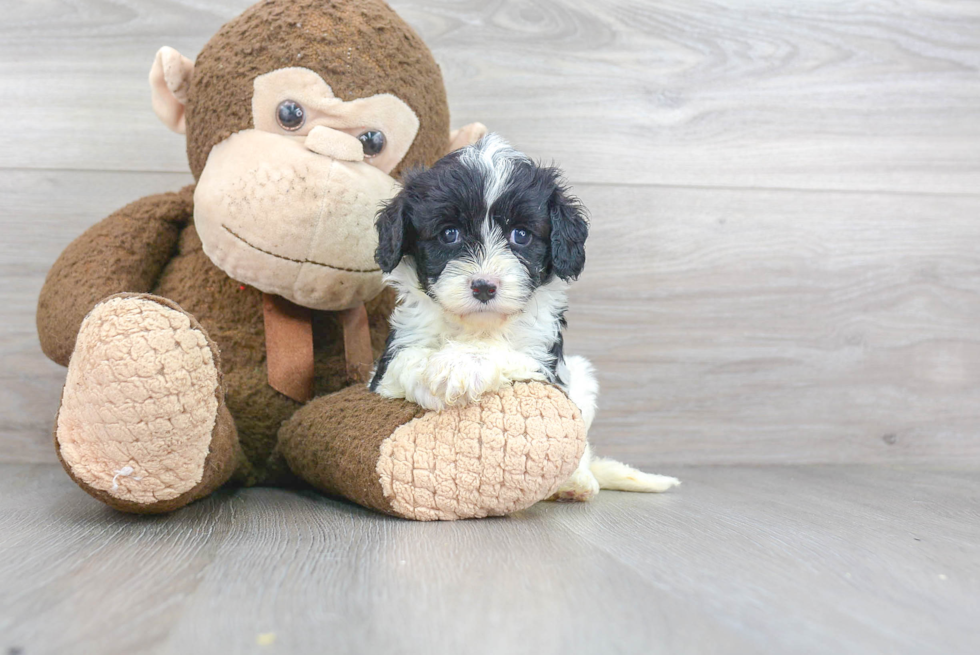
374,347,448,411
422,346,499,406
424,344,549,407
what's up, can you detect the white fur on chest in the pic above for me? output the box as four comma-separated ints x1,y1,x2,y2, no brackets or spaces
374,262,568,410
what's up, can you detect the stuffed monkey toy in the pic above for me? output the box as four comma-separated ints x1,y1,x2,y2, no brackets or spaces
36,0,586,520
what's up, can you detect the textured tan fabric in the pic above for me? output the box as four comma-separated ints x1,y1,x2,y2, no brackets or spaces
57,296,220,503
193,129,392,310
302,125,364,162
252,67,420,175
377,382,587,521
149,46,194,134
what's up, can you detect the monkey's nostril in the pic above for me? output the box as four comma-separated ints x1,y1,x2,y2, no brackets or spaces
471,280,497,303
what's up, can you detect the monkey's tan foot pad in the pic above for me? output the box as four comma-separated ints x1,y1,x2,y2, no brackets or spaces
56,294,223,509
279,382,587,521
379,382,588,520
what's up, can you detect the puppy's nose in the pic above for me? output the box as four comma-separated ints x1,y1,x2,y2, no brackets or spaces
471,279,497,303
304,126,363,162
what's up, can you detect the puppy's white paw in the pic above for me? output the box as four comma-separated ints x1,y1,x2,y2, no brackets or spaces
405,382,447,412
423,350,497,406
551,467,600,502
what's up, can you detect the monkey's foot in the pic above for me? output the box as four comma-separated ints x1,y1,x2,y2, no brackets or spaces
55,294,241,513
279,382,587,520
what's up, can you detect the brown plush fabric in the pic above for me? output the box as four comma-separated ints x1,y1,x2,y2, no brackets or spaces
278,385,426,516
185,0,450,181
37,186,194,366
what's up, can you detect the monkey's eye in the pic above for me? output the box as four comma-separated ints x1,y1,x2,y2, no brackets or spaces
358,130,386,157
438,227,460,245
276,100,306,131
509,228,532,246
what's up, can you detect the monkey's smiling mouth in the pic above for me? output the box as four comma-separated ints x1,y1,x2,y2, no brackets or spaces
222,224,381,273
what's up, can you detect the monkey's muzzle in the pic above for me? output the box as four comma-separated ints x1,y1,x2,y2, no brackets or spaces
193,129,397,310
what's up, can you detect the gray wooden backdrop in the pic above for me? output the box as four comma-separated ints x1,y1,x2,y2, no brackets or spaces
2,0,979,467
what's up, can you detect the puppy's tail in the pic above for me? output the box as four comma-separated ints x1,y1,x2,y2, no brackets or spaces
590,456,680,493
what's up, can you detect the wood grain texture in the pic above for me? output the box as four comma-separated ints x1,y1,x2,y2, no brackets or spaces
1,0,978,193
4,169,978,465
1,463,977,655
567,184,980,466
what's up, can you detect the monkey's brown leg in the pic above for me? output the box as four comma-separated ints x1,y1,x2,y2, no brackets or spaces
278,382,587,521
54,293,244,514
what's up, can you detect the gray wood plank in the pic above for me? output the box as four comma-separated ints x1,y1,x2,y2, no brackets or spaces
0,169,193,464
549,464,980,655
0,463,755,655
567,184,980,466
4,170,980,465
1,463,977,654
2,0,979,193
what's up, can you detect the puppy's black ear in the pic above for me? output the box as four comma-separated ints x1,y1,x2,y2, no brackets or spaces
375,191,411,273
549,180,589,281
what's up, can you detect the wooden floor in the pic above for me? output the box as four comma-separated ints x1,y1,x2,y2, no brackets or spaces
1,464,978,655
2,1,979,653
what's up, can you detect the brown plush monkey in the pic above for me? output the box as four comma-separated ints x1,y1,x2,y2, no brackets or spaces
37,0,586,520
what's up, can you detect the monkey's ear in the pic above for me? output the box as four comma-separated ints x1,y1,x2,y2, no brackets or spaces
375,192,412,273
448,122,488,152
549,181,589,281
149,46,195,134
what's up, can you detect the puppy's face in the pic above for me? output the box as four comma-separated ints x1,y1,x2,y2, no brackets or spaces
375,135,588,322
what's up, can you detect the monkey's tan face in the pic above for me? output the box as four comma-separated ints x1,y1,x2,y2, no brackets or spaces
192,68,420,310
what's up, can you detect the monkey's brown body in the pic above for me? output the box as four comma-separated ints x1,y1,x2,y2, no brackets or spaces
41,187,398,485
36,0,586,519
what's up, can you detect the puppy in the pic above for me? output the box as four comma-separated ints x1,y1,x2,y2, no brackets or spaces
370,134,678,500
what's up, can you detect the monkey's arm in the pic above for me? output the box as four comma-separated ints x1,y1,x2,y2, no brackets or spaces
37,185,194,366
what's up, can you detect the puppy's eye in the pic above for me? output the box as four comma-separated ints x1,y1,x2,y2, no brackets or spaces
358,130,386,157
439,227,460,245
509,228,532,246
276,100,306,131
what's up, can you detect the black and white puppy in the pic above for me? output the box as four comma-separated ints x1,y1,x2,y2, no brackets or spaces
370,134,678,500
